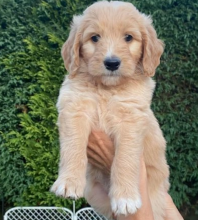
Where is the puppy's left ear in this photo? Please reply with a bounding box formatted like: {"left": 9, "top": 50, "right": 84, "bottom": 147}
{"left": 142, "top": 17, "right": 164, "bottom": 77}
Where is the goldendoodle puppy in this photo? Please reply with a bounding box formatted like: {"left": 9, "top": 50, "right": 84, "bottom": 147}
{"left": 51, "top": 1, "right": 169, "bottom": 220}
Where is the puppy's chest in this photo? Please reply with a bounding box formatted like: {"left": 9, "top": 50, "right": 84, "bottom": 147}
{"left": 93, "top": 90, "right": 135, "bottom": 132}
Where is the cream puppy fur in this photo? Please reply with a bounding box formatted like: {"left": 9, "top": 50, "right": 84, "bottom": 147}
{"left": 51, "top": 1, "right": 170, "bottom": 220}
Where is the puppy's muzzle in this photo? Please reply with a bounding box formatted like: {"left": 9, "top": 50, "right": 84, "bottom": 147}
{"left": 104, "top": 57, "right": 121, "bottom": 71}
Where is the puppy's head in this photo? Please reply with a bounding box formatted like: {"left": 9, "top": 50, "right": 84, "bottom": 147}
{"left": 62, "top": 1, "right": 164, "bottom": 85}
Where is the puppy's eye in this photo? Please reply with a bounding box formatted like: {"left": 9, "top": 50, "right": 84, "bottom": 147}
{"left": 91, "top": 35, "right": 100, "bottom": 42}
{"left": 125, "top": 34, "right": 133, "bottom": 42}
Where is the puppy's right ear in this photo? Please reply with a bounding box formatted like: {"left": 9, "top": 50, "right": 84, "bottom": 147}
{"left": 61, "top": 15, "right": 83, "bottom": 78}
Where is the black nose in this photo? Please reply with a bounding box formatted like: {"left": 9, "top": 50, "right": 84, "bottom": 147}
{"left": 104, "top": 57, "right": 121, "bottom": 71}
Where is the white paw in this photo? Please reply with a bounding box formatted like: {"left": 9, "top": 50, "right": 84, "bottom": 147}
{"left": 111, "top": 198, "right": 142, "bottom": 215}
{"left": 50, "top": 177, "right": 84, "bottom": 199}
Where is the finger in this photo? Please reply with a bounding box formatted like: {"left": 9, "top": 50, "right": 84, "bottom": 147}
{"left": 87, "top": 148, "right": 104, "bottom": 167}
{"left": 88, "top": 131, "right": 114, "bottom": 171}
{"left": 90, "top": 131, "right": 114, "bottom": 160}
{"left": 88, "top": 157, "right": 105, "bottom": 171}
{"left": 87, "top": 147, "right": 111, "bottom": 173}
{"left": 93, "top": 130, "right": 113, "bottom": 148}
{"left": 88, "top": 140, "right": 105, "bottom": 159}
{"left": 88, "top": 140, "right": 113, "bottom": 170}
{"left": 88, "top": 132, "right": 111, "bottom": 161}
{"left": 88, "top": 131, "right": 104, "bottom": 153}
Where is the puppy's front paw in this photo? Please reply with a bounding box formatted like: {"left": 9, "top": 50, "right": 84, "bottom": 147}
{"left": 111, "top": 197, "right": 142, "bottom": 216}
{"left": 51, "top": 177, "right": 85, "bottom": 199}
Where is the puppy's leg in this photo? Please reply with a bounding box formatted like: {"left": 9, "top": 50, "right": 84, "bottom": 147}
{"left": 51, "top": 110, "right": 91, "bottom": 199}
{"left": 109, "top": 112, "right": 148, "bottom": 216}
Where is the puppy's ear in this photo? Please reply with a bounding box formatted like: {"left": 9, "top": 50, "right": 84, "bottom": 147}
{"left": 61, "top": 15, "right": 83, "bottom": 78}
{"left": 142, "top": 16, "right": 164, "bottom": 77}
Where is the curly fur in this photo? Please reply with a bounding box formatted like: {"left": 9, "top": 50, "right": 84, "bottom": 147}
{"left": 51, "top": 1, "right": 169, "bottom": 220}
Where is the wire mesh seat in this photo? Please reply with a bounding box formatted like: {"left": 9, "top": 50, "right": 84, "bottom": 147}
{"left": 4, "top": 207, "right": 73, "bottom": 220}
{"left": 4, "top": 206, "right": 108, "bottom": 220}
{"left": 76, "top": 207, "right": 108, "bottom": 220}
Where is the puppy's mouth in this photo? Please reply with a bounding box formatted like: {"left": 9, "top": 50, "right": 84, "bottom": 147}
{"left": 101, "top": 72, "right": 122, "bottom": 86}
{"left": 105, "top": 70, "right": 120, "bottom": 77}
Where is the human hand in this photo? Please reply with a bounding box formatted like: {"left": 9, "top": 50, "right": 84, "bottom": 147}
{"left": 87, "top": 130, "right": 114, "bottom": 173}
{"left": 87, "top": 130, "right": 184, "bottom": 220}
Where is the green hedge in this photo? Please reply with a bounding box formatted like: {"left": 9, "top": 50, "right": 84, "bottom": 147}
{"left": 0, "top": 0, "right": 93, "bottom": 209}
{"left": 0, "top": 0, "right": 197, "bottom": 218}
